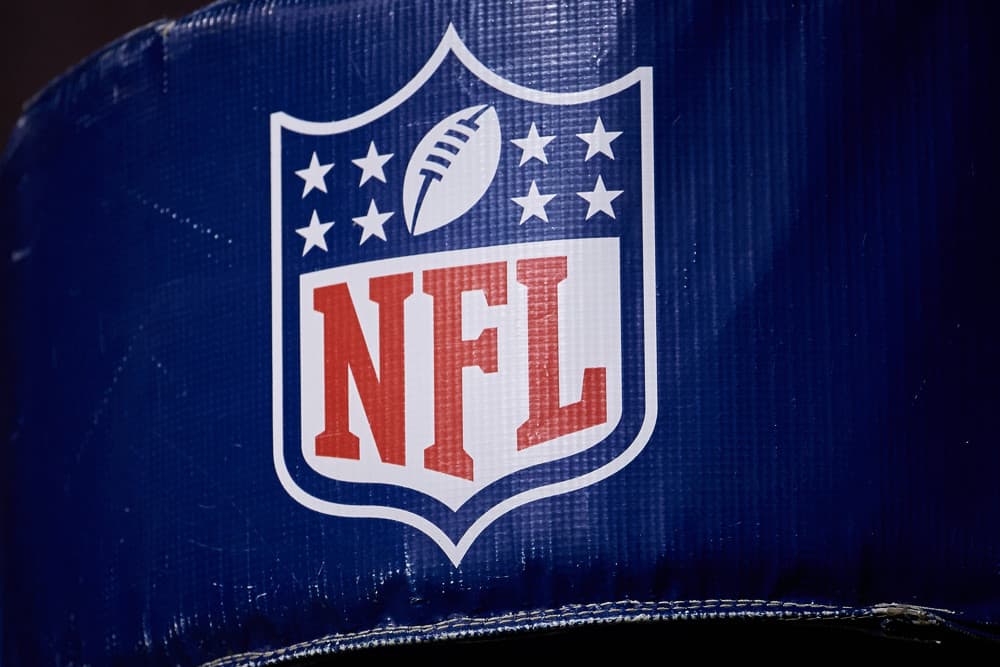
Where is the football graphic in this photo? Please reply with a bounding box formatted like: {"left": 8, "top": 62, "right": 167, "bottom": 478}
{"left": 402, "top": 104, "right": 502, "bottom": 235}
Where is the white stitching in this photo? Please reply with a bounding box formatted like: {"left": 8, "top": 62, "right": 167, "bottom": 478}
{"left": 197, "top": 598, "right": 899, "bottom": 667}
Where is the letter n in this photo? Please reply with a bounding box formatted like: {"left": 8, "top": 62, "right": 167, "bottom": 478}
{"left": 312, "top": 273, "right": 413, "bottom": 464}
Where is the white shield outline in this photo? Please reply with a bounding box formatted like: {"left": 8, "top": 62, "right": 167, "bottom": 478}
{"left": 270, "top": 25, "right": 657, "bottom": 565}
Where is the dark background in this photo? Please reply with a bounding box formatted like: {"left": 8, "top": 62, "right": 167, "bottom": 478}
{"left": 0, "top": 0, "right": 205, "bottom": 140}
{"left": 1, "top": 0, "right": 997, "bottom": 658}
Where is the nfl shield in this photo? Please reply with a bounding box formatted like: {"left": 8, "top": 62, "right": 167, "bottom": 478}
{"left": 271, "top": 26, "right": 657, "bottom": 564}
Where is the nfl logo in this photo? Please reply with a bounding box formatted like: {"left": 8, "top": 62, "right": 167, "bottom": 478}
{"left": 270, "top": 26, "right": 657, "bottom": 564}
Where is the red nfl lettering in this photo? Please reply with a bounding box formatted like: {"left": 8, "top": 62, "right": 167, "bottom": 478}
{"left": 311, "top": 256, "right": 609, "bottom": 482}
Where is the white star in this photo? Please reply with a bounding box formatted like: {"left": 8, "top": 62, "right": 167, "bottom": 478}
{"left": 576, "top": 117, "right": 622, "bottom": 161}
{"left": 510, "top": 122, "right": 556, "bottom": 166}
{"left": 577, "top": 175, "right": 624, "bottom": 220}
{"left": 353, "top": 199, "right": 394, "bottom": 244}
{"left": 295, "top": 152, "right": 334, "bottom": 198}
{"left": 295, "top": 210, "right": 335, "bottom": 255}
{"left": 351, "top": 141, "right": 394, "bottom": 186}
{"left": 512, "top": 180, "right": 557, "bottom": 224}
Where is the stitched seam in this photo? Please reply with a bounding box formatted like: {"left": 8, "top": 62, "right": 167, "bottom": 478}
{"left": 197, "top": 599, "right": 891, "bottom": 667}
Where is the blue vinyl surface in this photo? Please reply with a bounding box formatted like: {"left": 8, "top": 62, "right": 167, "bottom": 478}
{"left": 2, "top": 1, "right": 998, "bottom": 664}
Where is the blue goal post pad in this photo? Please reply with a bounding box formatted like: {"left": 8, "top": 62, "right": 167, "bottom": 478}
{"left": 2, "top": 1, "right": 998, "bottom": 663}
